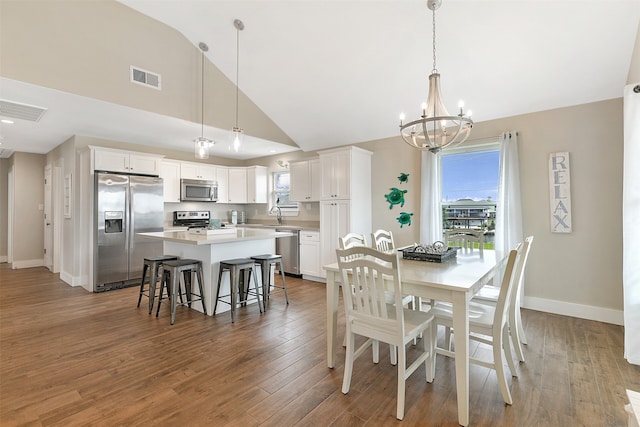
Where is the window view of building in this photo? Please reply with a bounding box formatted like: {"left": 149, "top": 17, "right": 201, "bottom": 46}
{"left": 441, "top": 149, "right": 499, "bottom": 243}
{"left": 272, "top": 171, "right": 296, "bottom": 208}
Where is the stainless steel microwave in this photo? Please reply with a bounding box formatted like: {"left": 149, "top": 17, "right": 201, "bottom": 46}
{"left": 180, "top": 179, "right": 218, "bottom": 202}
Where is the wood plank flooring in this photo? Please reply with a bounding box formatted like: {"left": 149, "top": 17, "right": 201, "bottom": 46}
{"left": 1, "top": 264, "right": 638, "bottom": 426}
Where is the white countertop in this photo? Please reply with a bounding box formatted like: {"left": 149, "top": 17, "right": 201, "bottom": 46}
{"left": 139, "top": 227, "right": 293, "bottom": 246}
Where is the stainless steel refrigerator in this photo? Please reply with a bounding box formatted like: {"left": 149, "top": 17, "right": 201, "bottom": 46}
{"left": 94, "top": 172, "right": 164, "bottom": 292}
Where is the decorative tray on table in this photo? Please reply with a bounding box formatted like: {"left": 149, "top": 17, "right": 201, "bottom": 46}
{"left": 401, "top": 241, "right": 457, "bottom": 263}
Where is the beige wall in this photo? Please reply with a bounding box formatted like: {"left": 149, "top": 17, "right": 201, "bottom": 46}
{"left": 628, "top": 22, "right": 640, "bottom": 84}
{"left": 7, "top": 152, "right": 46, "bottom": 265}
{"left": 353, "top": 98, "right": 624, "bottom": 314}
{"left": 0, "top": 158, "right": 8, "bottom": 260}
{"left": 0, "top": 0, "right": 295, "bottom": 147}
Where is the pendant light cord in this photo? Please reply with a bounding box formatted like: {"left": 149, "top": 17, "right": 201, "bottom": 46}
{"left": 201, "top": 47, "right": 205, "bottom": 138}
{"left": 235, "top": 23, "right": 240, "bottom": 129}
{"left": 432, "top": 6, "right": 437, "bottom": 74}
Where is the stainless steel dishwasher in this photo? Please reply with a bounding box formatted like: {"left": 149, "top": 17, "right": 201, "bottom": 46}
{"left": 276, "top": 228, "right": 300, "bottom": 276}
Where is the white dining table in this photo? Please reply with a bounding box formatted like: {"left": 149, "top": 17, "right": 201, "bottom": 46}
{"left": 324, "top": 250, "right": 498, "bottom": 426}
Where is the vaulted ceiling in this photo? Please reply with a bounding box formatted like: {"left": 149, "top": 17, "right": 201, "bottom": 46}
{"left": 1, "top": 1, "right": 638, "bottom": 159}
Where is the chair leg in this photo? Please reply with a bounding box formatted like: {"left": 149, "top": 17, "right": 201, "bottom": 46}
{"left": 444, "top": 326, "right": 453, "bottom": 351}
{"left": 389, "top": 344, "right": 397, "bottom": 365}
{"left": 493, "top": 330, "right": 513, "bottom": 405}
{"left": 372, "top": 340, "right": 379, "bottom": 364}
{"left": 511, "top": 306, "right": 527, "bottom": 362}
{"left": 148, "top": 262, "right": 159, "bottom": 314}
{"left": 503, "top": 325, "right": 518, "bottom": 378}
{"left": 278, "top": 261, "right": 289, "bottom": 304}
{"left": 429, "top": 321, "right": 437, "bottom": 381}
{"left": 260, "top": 263, "right": 270, "bottom": 310}
{"left": 251, "top": 268, "right": 263, "bottom": 313}
{"left": 156, "top": 270, "right": 167, "bottom": 317}
{"left": 396, "top": 343, "right": 407, "bottom": 420}
{"left": 342, "top": 330, "right": 355, "bottom": 394}
{"left": 170, "top": 269, "right": 179, "bottom": 325}
{"left": 517, "top": 310, "right": 528, "bottom": 345}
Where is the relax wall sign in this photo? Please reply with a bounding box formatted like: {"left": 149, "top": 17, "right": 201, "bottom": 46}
{"left": 549, "top": 152, "right": 572, "bottom": 233}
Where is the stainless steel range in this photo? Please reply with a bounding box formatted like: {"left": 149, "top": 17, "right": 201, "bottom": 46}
{"left": 173, "top": 210, "right": 210, "bottom": 228}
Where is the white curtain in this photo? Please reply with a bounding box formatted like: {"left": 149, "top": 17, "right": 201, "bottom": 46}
{"left": 495, "top": 131, "right": 523, "bottom": 260}
{"left": 623, "top": 83, "right": 640, "bottom": 366}
{"left": 420, "top": 151, "right": 442, "bottom": 244}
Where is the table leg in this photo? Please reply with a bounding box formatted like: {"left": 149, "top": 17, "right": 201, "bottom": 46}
{"left": 452, "top": 292, "right": 470, "bottom": 426}
{"left": 326, "top": 270, "right": 339, "bottom": 368}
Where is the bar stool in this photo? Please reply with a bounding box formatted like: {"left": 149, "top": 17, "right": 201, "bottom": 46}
{"left": 156, "top": 259, "right": 207, "bottom": 325}
{"left": 214, "top": 258, "right": 262, "bottom": 323}
{"left": 251, "top": 254, "right": 289, "bottom": 310}
{"left": 137, "top": 255, "right": 178, "bottom": 314}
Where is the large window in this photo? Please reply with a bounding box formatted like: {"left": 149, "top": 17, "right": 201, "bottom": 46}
{"left": 440, "top": 147, "right": 499, "bottom": 242}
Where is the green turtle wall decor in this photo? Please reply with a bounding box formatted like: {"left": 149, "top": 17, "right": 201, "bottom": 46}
{"left": 396, "top": 211, "right": 414, "bottom": 227}
{"left": 385, "top": 187, "right": 407, "bottom": 209}
{"left": 398, "top": 172, "right": 409, "bottom": 184}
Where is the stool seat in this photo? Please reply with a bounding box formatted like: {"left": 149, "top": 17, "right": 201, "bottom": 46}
{"left": 214, "top": 258, "right": 263, "bottom": 322}
{"left": 251, "top": 254, "right": 289, "bottom": 310}
{"left": 156, "top": 259, "right": 206, "bottom": 325}
{"left": 137, "top": 255, "right": 178, "bottom": 314}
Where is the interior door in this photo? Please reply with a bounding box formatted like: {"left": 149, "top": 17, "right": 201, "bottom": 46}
{"left": 44, "top": 165, "right": 53, "bottom": 271}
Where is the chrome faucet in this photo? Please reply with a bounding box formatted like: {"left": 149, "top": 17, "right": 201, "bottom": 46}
{"left": 270, "top": 204, "right": 283, "bottom": 225}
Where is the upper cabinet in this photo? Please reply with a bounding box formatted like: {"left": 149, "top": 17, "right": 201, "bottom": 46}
{"left": 247, "top": 166, "right": 268, "bottom": 204}
{"left": 92, "top": 147, "right": 163, "bottom": 176}
{"left": 290, "top": 159, "right": 320, "bottom": 202}
{"left": 216, "top": 166, "right": 229, "bottom": 204}
{"left": 180, "top": 161, "right": 216, "bottom": 181}
{"left": 319, "top": 149, "right": 351, "bottom": 200}
{"left": 227, "top": 168, "right": 248, "bottom": 204}
{"left": 160, "top": 160, "right": 181, "bottom": 203}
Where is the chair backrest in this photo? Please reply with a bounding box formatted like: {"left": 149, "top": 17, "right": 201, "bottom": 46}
{"left": 510, "top": 235, "right": 534, "bottom": 312}
{"left": 493, "top": 242, "right": 524, "bottom": 332}
{"left": 371, "top": 229, "right": 395, "bottom": 253}
{"left": 444, "top": 228, "right": 484, "bottom": 255}
{"left": 339, "top": 233, "right": 367, "bottom": 260}
{"left": 336, "top": 245, "right": 405, "bottom": 336}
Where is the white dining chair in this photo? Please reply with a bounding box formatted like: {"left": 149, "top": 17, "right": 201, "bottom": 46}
{"left": 444, "top": 228, "right": 484, "bottom": 255}
{"left": 472, "top": 235, "right": 534, "bottom": 363}
{"left": 337, "top": 245, "right": 436, "bottom": 420}
{"left": 431, "top": 243, "right": 523, "bottom": 406}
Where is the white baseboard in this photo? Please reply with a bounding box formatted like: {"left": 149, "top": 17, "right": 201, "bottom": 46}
{"left": 523, "top": 296, "right": 624, "bottom": 326}
{"left": 0, "top": 255, "right": 7, "bottom": 263}
{"left": 59, "top": 270, "right": 88, "bottom": 289}
{"left": 302, "top": 274, "right": 325, "bottom": 283}
{"left": 11, "top": 259, "right": 44, "bottom": 269}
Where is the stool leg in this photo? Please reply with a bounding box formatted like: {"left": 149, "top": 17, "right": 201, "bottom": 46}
{"left": 229, "top": 267, "right": 237, "bottom": 323}
{"left": 251, "top": 268, "right": 263, "bottom": 313}
{"left": 214, "top": 266, "right": 224, "bottom": 315}
{"left": 148, "top": 262, "right": 159, "bottom": 314}
{"left": 260, "top": 262, "right": 270, "bottom": 310}
{"left": 137, "top": 263, "right": 149, "bottom": 308}
{"left": 196, "top": 264, "right": 207, "bottom": 316}
{"left": 184, "top": 270, "right": 192, "bottom": 308}
{"left": 278, "top": 261, "right": 289, "bottom": 305}
{"left": 170, "top": 268, "right": 179, "bottom": 325}
{"left": 156, "top": 270, "right": 168, "bottom": 317}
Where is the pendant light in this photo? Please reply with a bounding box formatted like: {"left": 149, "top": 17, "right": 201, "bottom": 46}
{"left": 231, "top": 19, "right": 244, "bottom": 152}
{"left": 195, "top": 41, "right": 214, "bottom": 159}
{"left": 399, "top": 0, "right": 473, "bottom": 153}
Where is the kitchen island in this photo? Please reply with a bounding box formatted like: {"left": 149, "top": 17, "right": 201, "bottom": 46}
{"left": 138, "top": 227, "right": 293, "bottom": 316}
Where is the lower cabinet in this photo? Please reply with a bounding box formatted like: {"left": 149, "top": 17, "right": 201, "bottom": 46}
{"left": 300, "top": 230, "right": 321, "bottom": 277}
{"left": 320, "top": 200, "right": 350, "bottom": 278}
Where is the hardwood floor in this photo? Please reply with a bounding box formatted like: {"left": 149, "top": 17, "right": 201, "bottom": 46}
{"left": 1, "top": 264, "right": 638, "bottom": 426}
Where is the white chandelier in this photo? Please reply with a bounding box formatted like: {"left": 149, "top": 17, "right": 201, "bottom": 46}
{"left": 195, "top": 42, "right": 214, "bottom": 159}
{"left": 399, "top": 0, "right": 473, "bottom": 153}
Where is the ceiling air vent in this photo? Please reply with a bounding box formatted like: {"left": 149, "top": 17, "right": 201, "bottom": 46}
{"left": 0, "top": 99, "right": 48, "bottom": 122}
{"left": 130, "top": 66, "right": 161, "bottom": 90}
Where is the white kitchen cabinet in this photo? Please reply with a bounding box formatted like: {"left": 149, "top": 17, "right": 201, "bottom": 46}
{"left": 319, "top": 149, "right": 350, "bottom": 200}
{"left": 317, "top": 146, "right": 372, "bottom": 277}
{"left": 160, "top": 160, "right": 181, "bottom": 203}
{"left": 247, "top": 166, "right": 268, "bottom": 203}
{"left": 300, "top": 230, "right": 321, "bottom": 277}
{"left": 92, "top": 147, "right": 162, "bottom": 176}
{"left": 180, "top": 161, "right": 216, "bottom": 181}
{"left": 227, "top": 167, "right": 247, "bottom": 204}
{"left": 215, "top": 166, "right": 229, "bottom": 203}
{"left": 320, "top": 200, "right": 350, "bottom": 275}
{"left": 290, "top": 159, "right": 320, "bottom": 202}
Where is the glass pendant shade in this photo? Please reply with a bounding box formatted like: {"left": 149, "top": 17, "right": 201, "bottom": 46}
{"left": 231, "top": 127, "right": 243, "bottom": 152}
{"left": 195, "top": 136, "right": 213, "bottom": 159}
